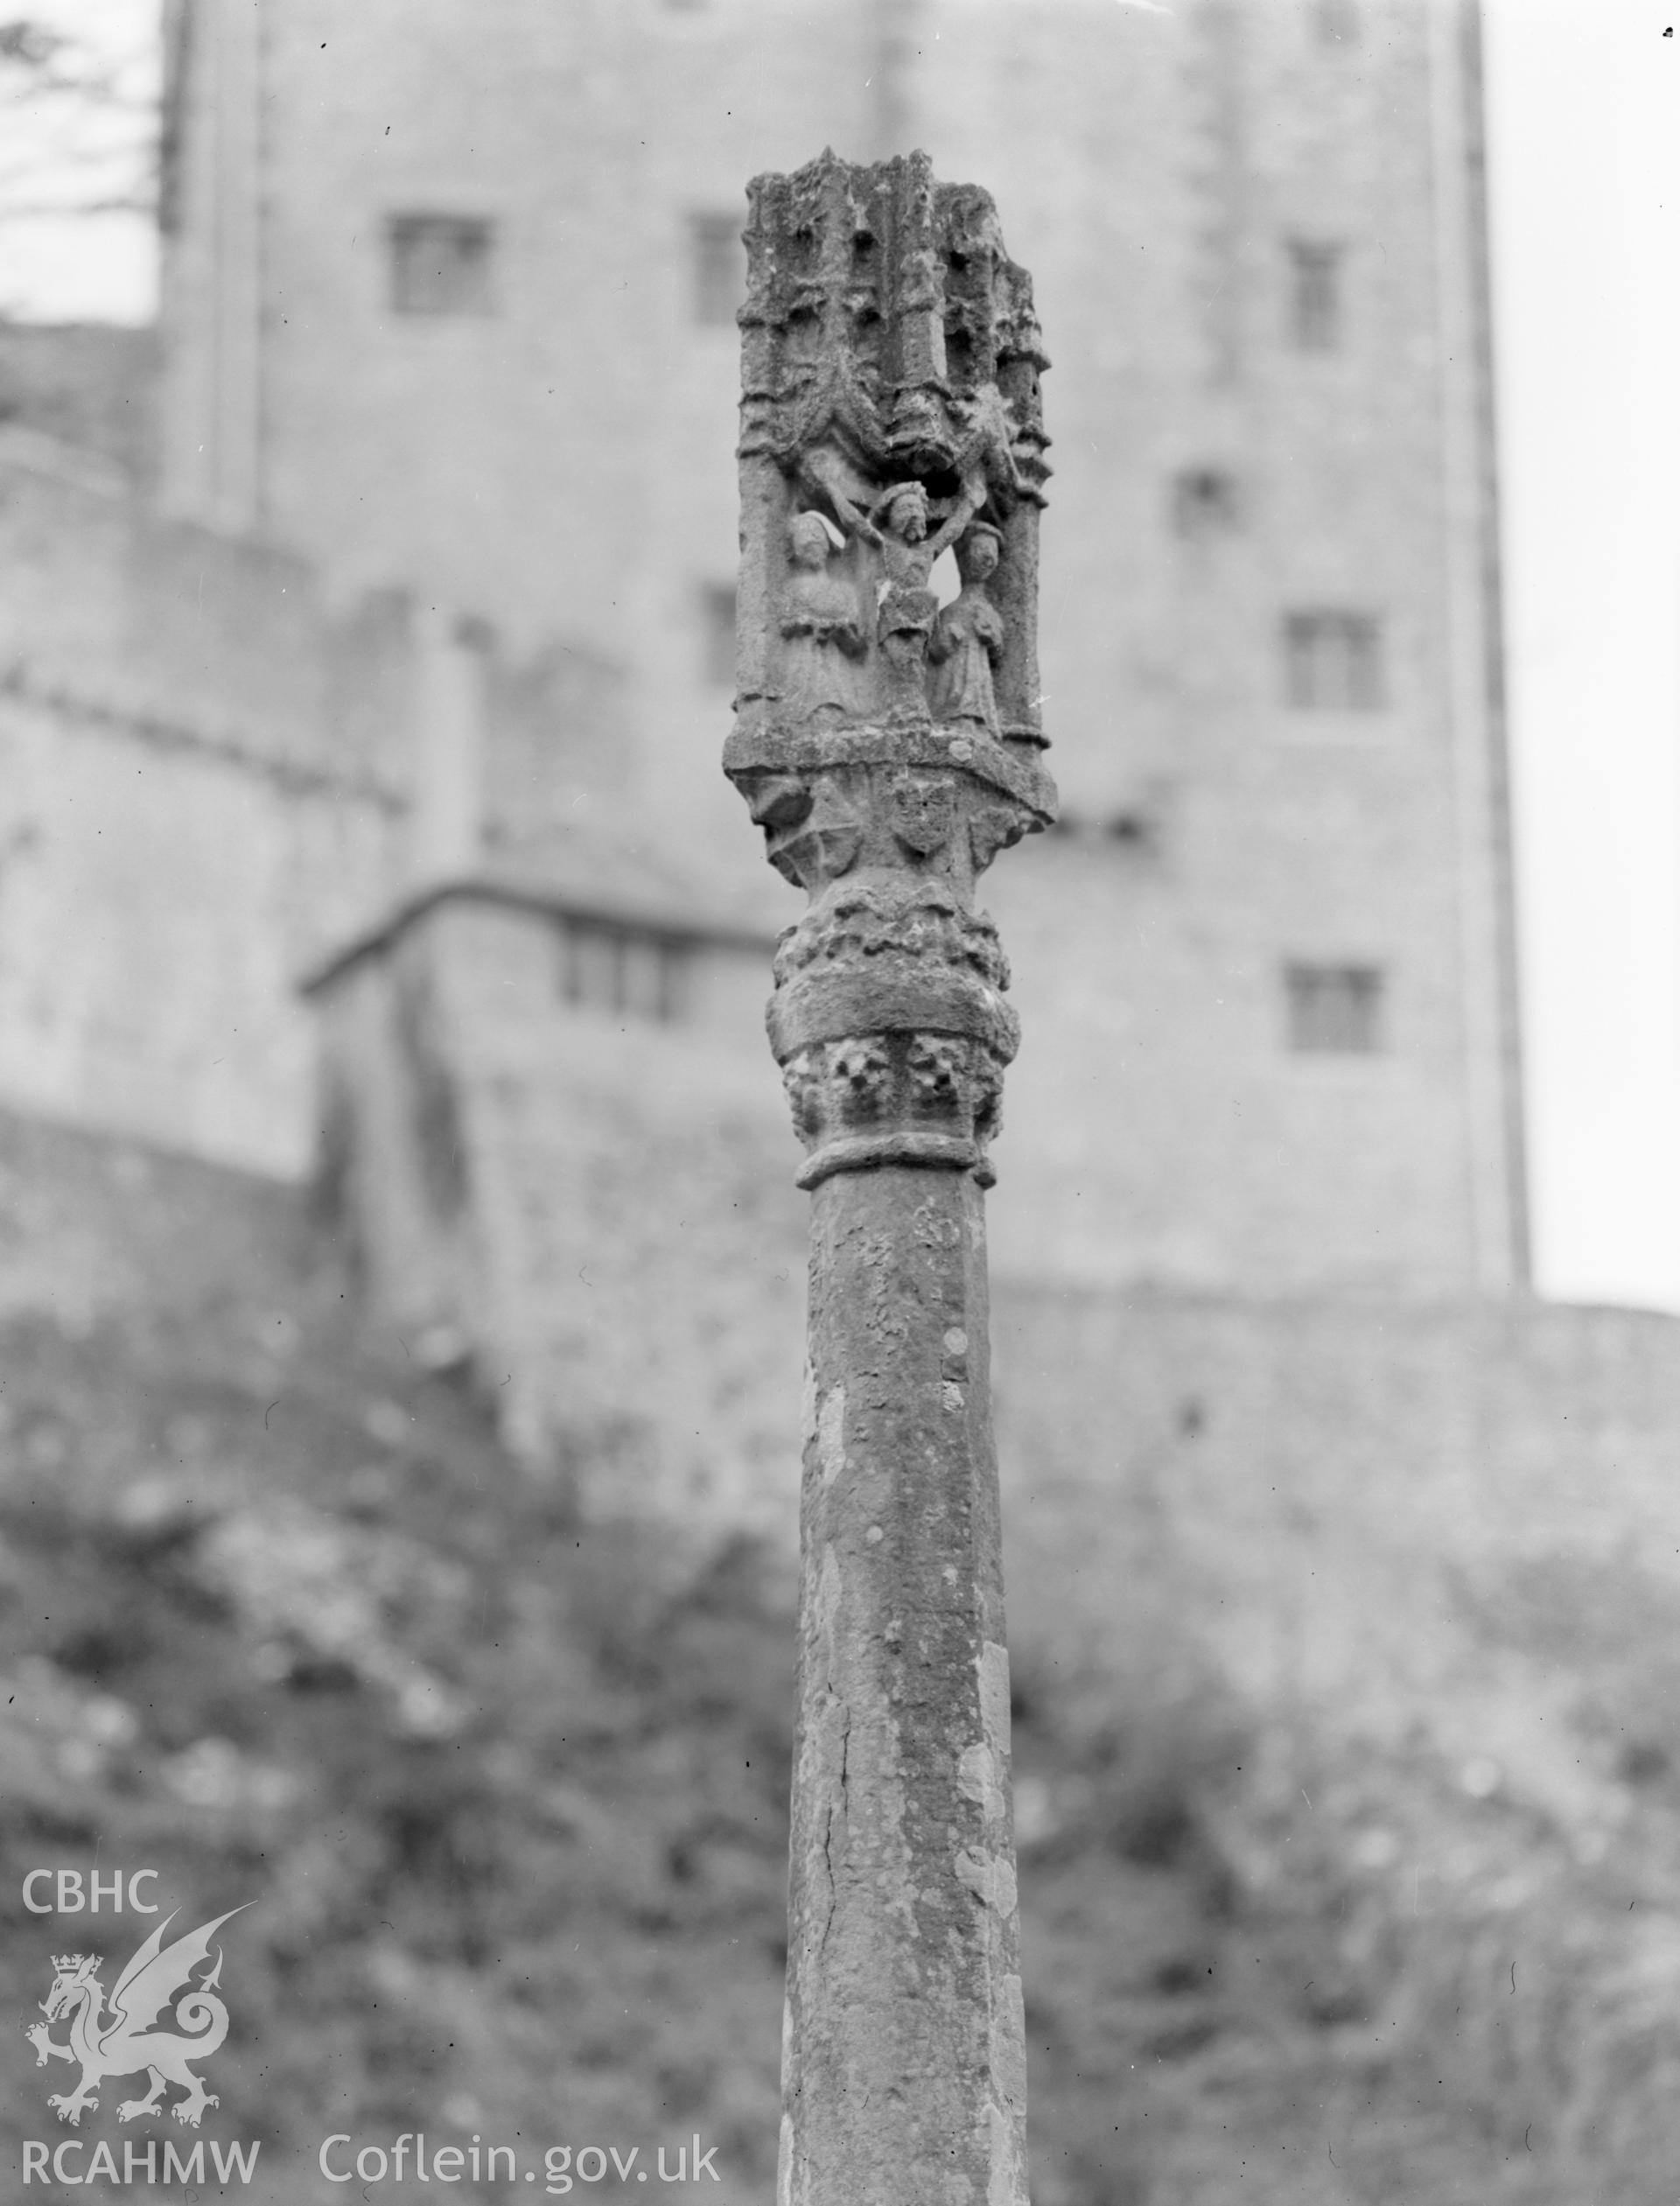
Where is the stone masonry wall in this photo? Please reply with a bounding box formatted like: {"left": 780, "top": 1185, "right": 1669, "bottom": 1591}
{"left": 313, "top": 877, "right": 1680, "bottom": 1849}
{"left": 0, "top": 681, "right": 392, "bottom": 1176}
{"left": 994, "top": 1285, "right": 1680, "bottom": 1837}
{"left": 0, "top": 437, "right": 406, "bottom": 1173}
{"left": 0, "top": 429, "right": 650, "bottom": 1180}
{"left": 0, "top": 324, "right": 158, "bottom": 476}
{"left": 315, "top": 892, "right": 808, "bottom": 1540}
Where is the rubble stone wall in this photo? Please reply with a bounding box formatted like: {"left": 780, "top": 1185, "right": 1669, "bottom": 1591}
{"left": 994, "top": 1284, "right": 1680, "bottom": 1827}
{"left": 315, "top": 892, "right": 808, "bottom": 1537}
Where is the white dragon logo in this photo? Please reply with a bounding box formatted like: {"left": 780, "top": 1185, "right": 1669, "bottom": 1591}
{"left": 25, "top": 1907, "right": 248, "bottom": 2129}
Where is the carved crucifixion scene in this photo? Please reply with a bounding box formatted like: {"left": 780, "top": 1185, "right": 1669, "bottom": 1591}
{"left": 734, "top": 151, "right": 1047, "bottom": 756}
{"left": 728, "top": 149, "right": 1056, "bottom": 1194}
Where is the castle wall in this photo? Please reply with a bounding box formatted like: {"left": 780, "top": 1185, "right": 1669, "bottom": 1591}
{"left": 994, "top": 1285, "right": 1680, "bottom": 1830}
{"left": 988, "top": 823, "right": 1488, "bottom": 1294}
{"left": 0, "top": 324, "right": 158, "bottom": 477}
{"left": 0, "top": 431, "right": 343, "bottom": 769}
{"left": 0, "top": 422, "right": 658, "bottom": 1179}
{"left": 0, "top": 435, "right": 412, "bottom": 1173}
{"left": 312, "top": 890, "right": 808, "bottom": 1535}
{"left": 0, "top": 676, "right": 392, "bottom": 1176}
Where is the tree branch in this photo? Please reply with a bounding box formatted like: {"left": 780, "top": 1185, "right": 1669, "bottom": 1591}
{"left": 0, "top": 13, "right": 158, "bottom": 230}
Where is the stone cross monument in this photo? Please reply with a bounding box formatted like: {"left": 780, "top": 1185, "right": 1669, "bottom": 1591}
{"left": 724, "top": 150, "right": 1055, "bottom": 2206}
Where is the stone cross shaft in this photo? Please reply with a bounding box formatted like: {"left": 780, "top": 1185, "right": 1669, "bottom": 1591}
{"left": 724, "top": 151, "right": 1055, "bottom": 2206}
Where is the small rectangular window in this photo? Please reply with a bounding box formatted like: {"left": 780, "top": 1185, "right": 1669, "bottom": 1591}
{"left": 556, "top": 919, "right": 688, "bottom": 1025}
{"left": 700, "top": 581, "right": 736, "bottom": 687}
{"left": 388, "top": 214, "right": 495, "bottom": 317}
{"left": 618, "top": 937, "right": 670, "bottom": 1022}
{"left": 1285, "top": 963, "right": 1385, "bottom": 1055}
{"left": 651, "top": 944, "right": 691, "bottom": 1023}
{"left": 1172, "top": 468, "right": 1240, "bottom": 539}
{"left": 1287, "top": 239, "right": 1344, "bottom": 351}
{"left": 1283, "top": 611, "right": 1384, "bottom": 711}
{"left": 560, "top": 921, "right": 624, "bottom": 1012}
{"left": 690, "top": 211, "right": 745, "bottom": 327}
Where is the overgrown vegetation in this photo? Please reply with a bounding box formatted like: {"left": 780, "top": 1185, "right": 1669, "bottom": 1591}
{"left": 3, "top": 1115, "right": 1679, "bottom": 2202}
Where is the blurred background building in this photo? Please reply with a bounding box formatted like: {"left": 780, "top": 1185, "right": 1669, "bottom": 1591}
{"left": 154, "top": 0, "right": 1527, "bottom": 1293}
{"left": 2, "top": 2, "right": 1541, "bottom": 1509}
{"left": 1, "top": 0, "right": 1676, "bottom": 1817}
{"left": 10, "top": 8, "right": 1680, "bottom": 2196}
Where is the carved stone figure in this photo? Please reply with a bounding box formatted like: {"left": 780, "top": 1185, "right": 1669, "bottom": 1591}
{"left": 906, "top": 1033, "right": 968, "bottom": 1120}
{"left": 780, "top": 1050, "right": 823, "bottom": 1142}
{"left": 828, "top": 1037, "right": 892, "bottom": 1124}
{"left": 777, "top": 512, "right": 864, "bottom": 724}
{"left": 929, "top": 523, "right": 1005, "bottom": 735}
{"left": 870, "top": 482, "right": 942, "bottom": 714}
{"left": 868, "top": 481, "right": 993, "bottom": 721}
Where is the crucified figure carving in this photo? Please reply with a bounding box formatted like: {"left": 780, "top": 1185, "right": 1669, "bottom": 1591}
{"left": 866, "top": 472, "right": 990, "bottom": 718}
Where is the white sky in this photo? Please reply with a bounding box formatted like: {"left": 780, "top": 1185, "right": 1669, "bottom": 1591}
{"left": 1485, "top": 0, "right": 1680, "bottom": 1308}
{"left": 2, "top": 0, "right": 1676, "bottom": 1308}
{"left": 0, "top": 0, "right": 157, "bottom": 320}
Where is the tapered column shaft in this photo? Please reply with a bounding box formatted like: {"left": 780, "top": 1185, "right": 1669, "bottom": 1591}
{"left": 724, "top": 148, "right": 1054, "bottom": 2206}
{"left": 783, "top": 1166, "right": 1025, "bottom": 2206}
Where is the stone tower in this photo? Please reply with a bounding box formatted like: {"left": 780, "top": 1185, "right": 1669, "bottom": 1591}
{"left": 158, "top": 0, "right": 1524, "bottom": 1300}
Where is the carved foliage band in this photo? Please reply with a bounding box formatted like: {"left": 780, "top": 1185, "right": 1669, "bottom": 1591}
{"left": 781, "top": 1030, "right": 1008, "bottom": 1192}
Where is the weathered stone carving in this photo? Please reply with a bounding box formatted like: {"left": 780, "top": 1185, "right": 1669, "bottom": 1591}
{"left": 725, "top": 149, "right": 1053, "bottom": 2206}
{"left": 777, "top": 510, "right": 865, "bottom": 724}
{"left": 827, "top": 1035, "right": 892, "bottom": 1124}
{"left": 887, "top": 770, "right": 955, "bottom": 858}
{"left": 772, "top": 881, "right": 1010, "bottom": 991}
{"left": 776, "top": 1052, "right": 815, "bottom": 1136}
{"left": 729, "top": 147, "right": 1055, "bottom": 1171}
{"left": 762, "top": 1025, "right": 1014, "bottom": 1191}
{"left": 929, "top": 523, "right": 1005, "bottom": 735}
{"left": 733, "top": 144, "right": 1053, "bottom": 745}
{"left": 766, "top": 878, "right": 1018, "bottom": 1187}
